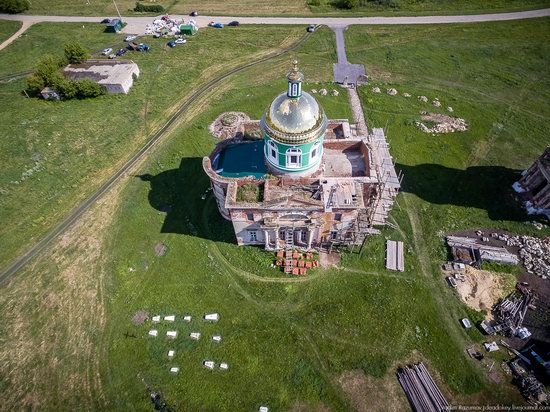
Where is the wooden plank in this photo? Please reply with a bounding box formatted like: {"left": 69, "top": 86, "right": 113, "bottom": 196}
{"left": 397, "top": 240, "right": 405, "bottom": 272}
{"left": 386, "top": 240, "right": 397, "bottom": 270}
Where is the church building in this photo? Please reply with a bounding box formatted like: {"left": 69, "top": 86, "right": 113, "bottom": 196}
{"left": 203, "top": 61, "right": 400, "bottom": 252}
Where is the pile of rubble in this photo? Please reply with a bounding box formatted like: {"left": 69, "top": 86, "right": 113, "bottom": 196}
{"left": 415, "top": 113, "right": 468, "bottom": 134}
{"left": 208, "top": 112, "right": 250, "bottom": 139}
{"left": 495, "top": 233, "right": 550, "bottom": 279}
{"left": 387, "top": 88, "right": 398, "bottom": 95}
{"left": 145, "top": 16, "right": 197, "bottom": 37}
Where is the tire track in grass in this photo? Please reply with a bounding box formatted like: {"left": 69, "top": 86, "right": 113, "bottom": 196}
{"left": 0, "top": 30, "right": 312, "bottom": 283}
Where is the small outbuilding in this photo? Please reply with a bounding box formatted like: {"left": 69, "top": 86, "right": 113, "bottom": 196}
{"left": 105, "top": 18, "right": 124, "bottom": 33}
{"left": 180, "top": 24, "right": 197, "bottom": 35}
{"left": 63, "top": 60, "right": 140, "bottom": 94}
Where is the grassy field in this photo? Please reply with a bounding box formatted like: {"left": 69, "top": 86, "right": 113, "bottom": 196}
{"left": 0, "top": 20, "right": 21, "bottom": 44}
{"left": 21, "top": 0, "right": 550, "bottom": 16}
{"left": 1, "top": 17, "right": 549, "bottom": 411}
{"left": 0, "top": 22, "right": 313, "bottom": 271}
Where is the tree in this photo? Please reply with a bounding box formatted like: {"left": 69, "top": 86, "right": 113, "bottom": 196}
{"left": 64, "top": 42, "right": 90, "bottom": 64}
{"left": 0, "top": 0, "right": 29, "bottom": 14}
{"left": 34, "top": 54, "right": 65, "bottom": 88}
{"left": 26, "top": 74, "right": 45, "bottom": 96}
{"left": 339, "top": 0, "right": 359, "bottom": 8}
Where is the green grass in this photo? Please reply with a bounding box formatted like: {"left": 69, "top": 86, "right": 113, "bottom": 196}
{"left": 0, "top": 23, "right": 311, "bottom": 270}
{"left": 0, "top": 20, "right": 21, "bottom": 44}
{"left": 2, "top": 17, "right": 550, "bottom": 410}
{"left": 21, "top": 0, "right": 550, "bottom": 16}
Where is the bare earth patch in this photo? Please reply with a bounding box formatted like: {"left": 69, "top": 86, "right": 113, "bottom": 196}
{"left": 337, "top": 369, "right": 408, "bottom": 412}
{"left": 319, "top": 251, "right": 341, "bottom": 268}
{"left": 454, "top": 266, "right": 513, "bottom": 318}
{"left": 154, "top": 242, "right": 167, "bottom": 257}
{"left": 132, "top": 310, "right": 149, "bottom": 325}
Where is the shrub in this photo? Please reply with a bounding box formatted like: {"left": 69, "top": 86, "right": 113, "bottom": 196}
{"left": 25, "top": 74, "right": 45, "bottom": 96}
{"left": 64, "top": 42, "right": 90, "bottom": 64}
{"left": 339, "top": 0, "right": 358, "bottom": 9}
{"left": 57, "top": 79, "right": 78, "bottom": 99}
{"left": 134, "top": 2, "right": 165, "bottom": 13}
{"left": 308, "top": 0, "right": 321, "bottom": 6}
{"left": 0, "top": 0, "right": 29, "bottom": 14}
{"left": 75, "top": 79, "right": 105, "bottom": 98}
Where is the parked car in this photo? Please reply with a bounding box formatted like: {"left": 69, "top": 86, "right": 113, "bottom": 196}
{"left": 208, "top": 22, "right": 224, "bottom": 29}
{"left": 190, "top": 10, "right": 198, "bottom": 16}
{"left": 124, "top": 35, "right": 137, "bottom": 42}
{"left": 167, "top": 40, "right": 176, "bottom": 48}
{"left": 101, "top": 48, "right": 113, "bottom": 55}
{"left": 174, "top": 38, "right": 187, "bottom": 45}
{"left": 307, "top": 24, "right": 317, "bottom": 32}
{"left": 116, "top": 48, "right": 127, "bottom": 56}
{"left": 228, "top": 21, "right": 239, "bottom": 27}
{"left": 139, "top": 43, "right": 150, "bottom": 51}
{"left": 108, "top": 53, "right": 116, "bottom": 59}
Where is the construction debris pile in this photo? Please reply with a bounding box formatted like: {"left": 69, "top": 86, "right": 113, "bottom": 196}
{"left": 446, "top": 235, "right": 518, "bottom": 265}
{"left": 484, "top": 285, "right": 535, "bottom": 339}
{"left": 208, "top": 111, "right": 250, "bottom": 139}
{"left": 497, "top": 233, "right": 550, "bottom": 280}
{"left": 509, "top": 360, "right": 549, "bottom": 406}
{"left": 144, "top": 16, "right": 197, "bottom": 37}
{"left": 397, "top": 363, "right": 449, "bottom": 412}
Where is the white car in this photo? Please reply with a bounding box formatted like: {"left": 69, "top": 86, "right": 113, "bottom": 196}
{"left": 175, "top": 38, "right": 187, "bottom": 45}
{"left": 101, "top": 48, "right": 113, "bottom": 55}
{"left": 124, "top": 35, "right": 137, "bottom": 42}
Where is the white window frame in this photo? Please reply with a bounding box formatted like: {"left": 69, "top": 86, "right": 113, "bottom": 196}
{"left": 310, "top": 141, "right": 321, "bottom": 161}
{"left": 286, "top": 148, "right": 302, "bottom": 169}
{"left": 267, "top": 140, "right": 278, "bottom": 163}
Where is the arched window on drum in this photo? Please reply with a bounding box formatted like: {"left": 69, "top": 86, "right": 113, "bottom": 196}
{"left": 286, "top": 148, "right": 302, "bottom": 168}
{"left": 267, "top": 140, "right": 278, "bottom": 163}
{"left": 310, "top": 141, "right": 321, "bottom": 161}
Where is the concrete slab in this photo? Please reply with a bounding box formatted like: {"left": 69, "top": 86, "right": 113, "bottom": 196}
{"left": 333, "top": 63, "right": 366, "bottom": 85}
{"left": 323, "top": 148, "right": 366, "bottom": 177}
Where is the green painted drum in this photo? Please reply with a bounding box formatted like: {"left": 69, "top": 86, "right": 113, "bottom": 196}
{"left": 260, "top": 60, "right": 327, "bottom": 175}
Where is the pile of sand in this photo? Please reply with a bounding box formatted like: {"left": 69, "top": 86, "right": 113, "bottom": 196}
{"left": 454, "top": 266, "right": 510, "bottom": 318}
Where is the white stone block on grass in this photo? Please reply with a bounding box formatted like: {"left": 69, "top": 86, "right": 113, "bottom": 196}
{"left": 170, "top": 367, "right": 179, "bottom": 373}
{"left": 212, "top": 335, "right": 222, "bottom": 343}
{"left": 167, "top": 330, "right": 177, "bottom": 338}
{"left": 203, "top": 360, "right": 215, "bottom": 369}
{"left": 148, "top": 330, "right": 158, "bottom": 337}
{"left": 219, "top": 362, "right": 228, "bottom": 370}
{"left": 183, "top": 315, "right": 192, "bottom": 322}
{"left": 152, "top": 315, "right": 161, "bottom": 323}
{"left": 204, "top": 313, "right": 219, "bottom": 322}
{"left": 190, "top": 332, "right": 201, "bottom": 340}
{"left": 164, "top": 315, "right": 175, "bottom": 322}
{"left": 168, "top": 350, "right": 175, "bottom": 358}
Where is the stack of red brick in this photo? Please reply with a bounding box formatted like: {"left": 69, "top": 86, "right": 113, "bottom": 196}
{"left": 275, "top": 251, "right": 319, "bottom": 275}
